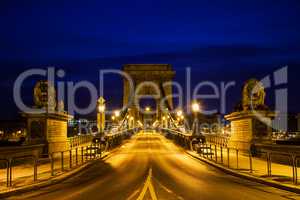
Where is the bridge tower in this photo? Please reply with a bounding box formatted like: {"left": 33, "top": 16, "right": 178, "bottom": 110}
{"left": 123, "top": 64, "right": 175, "bottom": 123}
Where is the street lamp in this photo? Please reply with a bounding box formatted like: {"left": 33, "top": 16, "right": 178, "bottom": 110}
{"left": 114, "top": 110, "right": 120, "bottom": 117}
{"left": 129, "top": 116, "right": 134, "bottom": 128}
{"left": 98, "top": 105, "right": 105, "bottom": 112}
{"left": 191, "top": 100, "right": 201, "bottom": 136}
{"left": 145, "top": 106, "right": 151, "bottom": 112}
{"left": 97, "top": 97, "right": 106, "bottom": 135}
{"left": 176, "top": 109, "right": 183, "bottom": 117}
{"left": 192, "top": 101, "right": 200, "bottom": 113}
{"left": 162, "top": 116, "right": 166, "bottom": 128}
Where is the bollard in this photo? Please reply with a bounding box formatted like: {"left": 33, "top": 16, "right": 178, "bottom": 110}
{"left": 61, "top": 152, "right": 64, "bottom": 171}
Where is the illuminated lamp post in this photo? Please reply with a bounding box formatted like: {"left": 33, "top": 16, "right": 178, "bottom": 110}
{"left": 97, "top": 97, "right": 106, "bottom": 136}
{"left": 191, "top": 100, "right": 201, "bottom": 136}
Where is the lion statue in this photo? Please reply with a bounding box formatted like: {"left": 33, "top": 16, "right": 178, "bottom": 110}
{"left": 34, "top": 80, "right": 57, "bottom": 110}
{"left": 242, "top": 79, "right": 267, "bottom": 111}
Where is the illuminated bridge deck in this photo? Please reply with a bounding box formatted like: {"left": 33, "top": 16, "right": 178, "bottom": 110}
{"left": 6, "top": 131, "right": 299, "bottom": 200}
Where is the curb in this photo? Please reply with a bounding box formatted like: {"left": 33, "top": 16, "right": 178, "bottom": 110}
{"left": 0, "top": 152, "right": 111, "bottom": 198}
{"left": 186, "top": 151, "right": 300, "bottom": 194}
{"left": 0, "top": 139, "right": 130, "bottom": 198}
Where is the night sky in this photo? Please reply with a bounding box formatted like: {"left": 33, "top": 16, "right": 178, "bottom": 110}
{"left": 0, "top": 0, "right": 300, "bottom": 119}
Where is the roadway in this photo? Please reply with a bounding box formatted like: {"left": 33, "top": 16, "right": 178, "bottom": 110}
{"left": 6, "top": 131, "right": 300, "bottom": 200}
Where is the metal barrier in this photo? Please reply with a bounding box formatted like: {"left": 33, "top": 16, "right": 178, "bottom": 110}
{"left": 0, "top": 128, "right": 139, "bottom": 189}
{"left": 104, "top": 127, "right": 139, "bottom": 151}
{"left": 162, "top": 128, "right": 300, "bottom": 185}
{"left": 260, "top": 150, "right": 300, "bottom": 184}
{"left": 49, "top": 144, "right": 101, "bottom": 176}
{"left": 204, "top": 134, "right": 230, "bottom": 147}
{"left": 0, "top": 159, "right": 9, "bottom": 187}
{"left": 0, "top": 145, "right": 43, "bottom": 187}
{"left": 160, "top": 128, "right": 193, "bottom": 150}
{"left": 68, "top": 135, "right": 93, "bottom": 149}
{"left": 197, "top": 142, "right": 300, "bottom": 185}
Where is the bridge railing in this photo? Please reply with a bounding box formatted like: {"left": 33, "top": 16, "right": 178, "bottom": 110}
{"left": 162, "top": 128, "right": 300, "bottom": 185}
{"left": 68, "top": 134, "right": 93, "bottom": 149}
{"left": 195, "top": 143, "right": 300, "bottom": 185}
{"left": 204, "top": 134, "right": 230, "bottom": 147}
{"left": 160, "top": 128, "right": 192, "bottom": 137}
{"left": 0, "top": 128, "right": 140, "bottom": 191}
{"left": 103, "top": 127, "right": 140, "bottom": 151}
{"left": 0, "top": 144, "right": 44, "bottom": 187}
{"left": 0, "top": 144, "right": 98, "bottom": 189}
{"left": 159, "top": 128, "right": 194, "bottom": 149}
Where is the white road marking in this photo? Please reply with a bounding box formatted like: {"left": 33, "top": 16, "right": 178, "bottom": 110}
{"left": 126, "top": 188, "right": 141, "bottom": 200}
{"left": 136, "top": 168, "right": 158, "bottom": 200}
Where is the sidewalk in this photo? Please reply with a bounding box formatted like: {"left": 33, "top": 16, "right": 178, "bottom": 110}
{"left": 186, "top": 144, "right": 300, "bottom": 193}
{"left": 0, "top": 148, "right": 109, "bottom": 194}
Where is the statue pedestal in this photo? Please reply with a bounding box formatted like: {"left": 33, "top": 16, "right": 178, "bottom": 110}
{"left": 225, "top": 111, "right": 275, "bottom": 151}
{"left": 22, "top": 112, "right": 73, "bottom": 154}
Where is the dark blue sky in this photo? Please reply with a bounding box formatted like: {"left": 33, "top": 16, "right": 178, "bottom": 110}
{"left": 0, "top": 0, "right": 299, "bottom": 118}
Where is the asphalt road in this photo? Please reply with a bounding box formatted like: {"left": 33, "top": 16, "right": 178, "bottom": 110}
{"left": 6, "top": 131, "right": 300, "bottom": 200}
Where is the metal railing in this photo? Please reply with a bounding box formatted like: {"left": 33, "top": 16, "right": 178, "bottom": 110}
{"left": 198, "top": 143, "right": 300, "bottom": 185}
{"left": 0, "top": 144, "right": 44, "bottom": 187}
{"left": 0, "top": 127, "right": 140, "bottom": 190}
{"left": 0, "top": 144, "right": 95, "bottom": 188}
{"left": 49, "top": 144, "right": 102, "bottom": 177}
{"left": 68, "top": 134, "right": 93, "bottom": 149}
{"left": 163, "top": 128, "right": 300, "bottom": 185}
{"left": 204, "top": 134, "right": 230, "bottom": 147}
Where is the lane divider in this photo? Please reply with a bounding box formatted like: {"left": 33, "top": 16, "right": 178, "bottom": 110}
{"left": 137, "top": 168, "right": 158, "bottom": 200}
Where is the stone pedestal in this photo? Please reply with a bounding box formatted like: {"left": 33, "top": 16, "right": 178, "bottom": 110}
{"left": 225, "top": 111, "right": 275, "bottom": 151}
{"left": 22, "top": 112, "right": 73, "bottom": 154}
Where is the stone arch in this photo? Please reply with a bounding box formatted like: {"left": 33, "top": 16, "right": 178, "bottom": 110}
{"left": 123, "top": 64, "right": 175, "bottom": 120}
